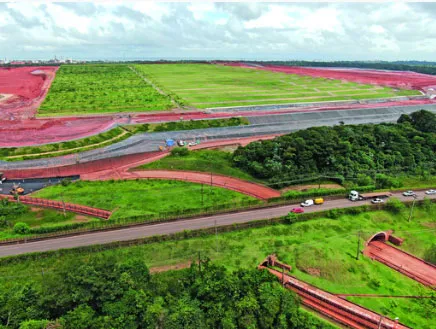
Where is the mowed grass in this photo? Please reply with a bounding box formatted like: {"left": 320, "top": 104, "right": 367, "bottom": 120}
{"left": 1, "top": 205, "right": 434, "bottom": 328}
{"left": 135, "top": 64, "right": 421, "bottom": 108}
{"left": 33, "top": 179, "right": 256, "bottom": 218}
{"left": 38, "top": 64, "right": 174, "bottom": 116}
{"left": 137, "top": 149, "right": 259, "bottom": 182}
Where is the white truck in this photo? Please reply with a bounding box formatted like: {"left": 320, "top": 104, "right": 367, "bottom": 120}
{"left": 349, "top": 190, "right": 392, "bottom": 201}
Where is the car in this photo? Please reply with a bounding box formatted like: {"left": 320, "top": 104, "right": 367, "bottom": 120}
{"left": 300, "top": 199, "right": 314, "bottom": 207}
{"left": 188, "top": 142, "right": 196, "bottom": 147}
{"left": 425, "top": 189, "right": 436, "bottom": 195}
{"left": 402, "top": 190, "right": 416, "bottom": 197}
{"left": 371, "top": 198, "right": 384, "bottom": 204}
{"left": 290, "top": 207, "right": 304, "bottom": 214}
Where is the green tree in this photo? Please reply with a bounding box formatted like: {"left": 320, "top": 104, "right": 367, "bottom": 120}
{"left": 13, "top": 222, "right": 30, "bottom": 235}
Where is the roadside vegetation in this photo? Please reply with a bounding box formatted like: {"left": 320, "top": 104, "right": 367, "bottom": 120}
{"left": 0, "top": 117, "right": 247, "bottom": 161}
{"left": 135, "top": 63, "right": 420, "bottom": 108}
{"left": 0, "top": 202, "right": 434, "bottom": 328}
{"left": 33, "top": 179, "right": 256, "bottom": 219}
{"left": 0, "top": 199, "right": 96, "bottom": 240}
{"left": 38, "top": 64, "right": 174, "bottom": 116}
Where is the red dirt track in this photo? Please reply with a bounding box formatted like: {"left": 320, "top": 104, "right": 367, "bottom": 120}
{"left": 261, "top": 266, "right": 411, "bottom": 329}
{"left": 224, "top": 62, "right": 436, "bottom": 92}
{"left": 86, "top": 169, "right": 281, "bottom": 200}
{"left": 0, "top": 66, "right": 58, "bottom": 119}
{"left": 364, "top": 241, "right": 436, "bottom": 289}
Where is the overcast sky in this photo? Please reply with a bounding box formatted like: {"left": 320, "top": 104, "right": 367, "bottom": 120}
{"left": 1, "top": 2, "right": 435, "bottom": 61}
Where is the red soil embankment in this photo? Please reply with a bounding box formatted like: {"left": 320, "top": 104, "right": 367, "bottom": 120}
{"left": 0, "top": 66, "right": 58, "bottom": 119}
{"left": 364, "top": 241, "right": 436, "bottom": 289}
{"left": 223, "top": 62, "right": 436, "bottom": 92}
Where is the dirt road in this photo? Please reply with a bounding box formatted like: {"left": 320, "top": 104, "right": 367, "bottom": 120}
{"left": 0, "top": 191, "right": 434, "bottom": 257}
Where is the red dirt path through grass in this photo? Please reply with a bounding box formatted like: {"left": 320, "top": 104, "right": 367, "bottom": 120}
{"left": 0, "top": 66, "right": 58, "bottom": 119}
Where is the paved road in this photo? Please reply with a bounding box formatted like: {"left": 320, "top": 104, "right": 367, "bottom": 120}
{"left": 1, "top": 191, "right": 434, "bottom": 257}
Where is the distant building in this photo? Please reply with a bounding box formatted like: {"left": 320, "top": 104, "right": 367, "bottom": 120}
{"left": 10, "top": 61, "right": 25, "bottom": 65}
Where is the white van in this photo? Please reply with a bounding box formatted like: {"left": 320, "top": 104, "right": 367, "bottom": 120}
{"left": 300, "top": 199, "right": 314, "bottom": 207}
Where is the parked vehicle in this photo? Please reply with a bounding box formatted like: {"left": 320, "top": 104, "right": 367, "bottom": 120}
{"left": 290, "top": 207, "right": 304, "bottom": 214}
{"left": 314, "top": 198, "right": 324, "bottom": 205}
{"left": 177, "top": 140, "right": 186, "bottom": 147}
{"left": 402, "top": 190, "right": 416, "bottom": 197}
{"left": 371, "top": 198, "right": 384, "bottom": 204}
{"left": 349, "top": 190, "right": 392, "bottom": 201}
{"left": 300, "top": 199, "right": 314, "bottom": 207}
{"left": 425, "top": 189, "right": 436, "bottom": 195}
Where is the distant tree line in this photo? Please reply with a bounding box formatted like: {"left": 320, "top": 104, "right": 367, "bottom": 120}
{"left": 0, "top": 255, "right": 335, "bottom": 329}
{"left": 232, "top": 110, "right": 436, "bottom": 188}
{"left": 244, "top": 60, "right": 436, "bottom": 76}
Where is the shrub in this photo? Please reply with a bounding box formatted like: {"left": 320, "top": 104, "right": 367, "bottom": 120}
{"left": 385, "top": 198, "right": 406, "bottom": 214}
{"left": 170, "top": 147, "right": 190, "bottom": 157}
{"left": 13, "top": 222, "right": 31, "bottom": 235}
{"left": 424, "top": 244, "right": 436, "bottom": 265}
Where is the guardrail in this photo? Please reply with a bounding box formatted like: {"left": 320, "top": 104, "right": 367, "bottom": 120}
{"left": 0, "top": 195, "right": 111, "bottom": 219}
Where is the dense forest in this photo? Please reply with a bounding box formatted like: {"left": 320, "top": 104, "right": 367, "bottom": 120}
{"left": 0, "top": 256, "right": 335, "bottom": 329}
{"left": 249, "top": 60, "right": 436, "bottom": 75}
{"left": 233, "top": 110, "right": 436, "bottom": 187}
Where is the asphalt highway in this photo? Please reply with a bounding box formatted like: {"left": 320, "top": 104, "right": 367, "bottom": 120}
{"left": 0, "top": 191, "right": 434, "bottom": 257}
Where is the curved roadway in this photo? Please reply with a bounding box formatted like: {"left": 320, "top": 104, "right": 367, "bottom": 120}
{"left": 1, "top": 191, "right": 434, "bottom": 257}
{"left": 1, "top": 104, "right": 435, "bottom": 171}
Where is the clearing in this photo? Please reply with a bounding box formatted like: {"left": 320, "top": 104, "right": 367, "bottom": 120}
{"left": 135, "top": 63, "right": 421, "bottom": 108}
{"left": 38, "top": 64, "right": 174, "bottom": 116}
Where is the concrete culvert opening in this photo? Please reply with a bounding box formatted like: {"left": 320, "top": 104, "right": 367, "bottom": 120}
{"left": 366, "top": 231, "right": 390, "bottom": 246}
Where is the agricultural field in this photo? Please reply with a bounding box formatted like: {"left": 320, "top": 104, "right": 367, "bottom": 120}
{"left": 38, "top": 64, "right": 174, "bottom": 116}
{"left": 1, "top": 203, "right": 434, "bottom": 328}
{"left": 33, "top": 179, "right": 256, "bottom": 218}
{"left": 135, "top": 64, "right": 421, "bottom": 108}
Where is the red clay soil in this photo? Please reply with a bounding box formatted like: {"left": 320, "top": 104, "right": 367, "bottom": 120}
{"left": 85, "top": 169, "right": 280, "bottom": 200}
{"left": 0, "top": 66, "right": 58, "bottom": 120}
{"left": 223, "top": 62, "right": 436, "bottom": 92}
{"left": 364, "top": 241, "right": 436, "bottom": 289}
{"left": 262, "top": 266, "right": 411, "bottom": 329}
{"left": 2, "top": 99, "right": 436, "bottom": 147}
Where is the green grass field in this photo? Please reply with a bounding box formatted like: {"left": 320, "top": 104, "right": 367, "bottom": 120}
{"left": 33, "top": 179, "right": 256, "bottom": 218}
{"left": 1, "top": 204, "right": 434, "bottom": 328}
{"left": 135, "top": 64, "right": 421, "bottom": 108}
{"left": 38, "top": 64, "right": 174, "bottom": 116}
{"left": 137, "top": 149, "right": 259, "bottom": 182}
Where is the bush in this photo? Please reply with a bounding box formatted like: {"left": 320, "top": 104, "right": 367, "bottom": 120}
{"left": 13, "top": 222, "right": 31, "bottom": 235}
{"left": 286, "top": 212, "right": 297, "bottom": 223}
{"left": 385, "top": 198, "right": 406, "bottom": 214}
{"left": 170, "top": 147, "right": 190, "bottom": 157}
{"left": 424, "top": 244, "right": 436, "bottom": 265}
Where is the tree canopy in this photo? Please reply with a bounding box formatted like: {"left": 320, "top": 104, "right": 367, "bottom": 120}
{"left": 232, "top": 110, "right": 436, "bottom": 187}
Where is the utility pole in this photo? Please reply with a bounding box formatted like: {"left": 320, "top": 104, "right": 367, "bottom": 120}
{"left": 408, "top": 195, "right": 417, "bottom": 222}
{"left": 215, "top": 220, "right": 218, "bottom": 253}
{"left": 377, "top": 316, "right": 384, "bottom": 329}
{"left": 282, "top": 267, "right": 285, "bottom": 288}
{"left": 356, "top": 230, "right": 361, "bottom": 260}
{"left": 61, "top": 192, "right": 66, "bottom": 217}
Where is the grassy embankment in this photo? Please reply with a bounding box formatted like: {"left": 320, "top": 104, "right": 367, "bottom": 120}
{"left": 135, "top": 63, "right": 421, "bottom": 109}
{"left": 0, "top": 117, "right": 248, "bottom": 161}
{"left": 33, "top": 179, "right": 256, "bottom": 219}
{"left": 1, "top": 203, "right": 434, "bottom": 328}
{"left": 0, "top": 202, "right": 97, "bottom": 241}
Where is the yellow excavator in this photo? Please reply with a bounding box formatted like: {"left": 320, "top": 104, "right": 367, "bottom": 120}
{"left": 10, "top": 183, "right": 24, "bottom": 195}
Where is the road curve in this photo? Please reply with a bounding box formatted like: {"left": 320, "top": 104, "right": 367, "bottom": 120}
{"left": 0, "top": 191, "right": 434, "bottom": 257}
